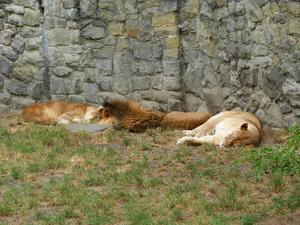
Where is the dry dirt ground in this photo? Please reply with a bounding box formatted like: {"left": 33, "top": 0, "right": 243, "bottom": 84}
{"left": 0, "top": 111, "right": 299, "bottom": 225}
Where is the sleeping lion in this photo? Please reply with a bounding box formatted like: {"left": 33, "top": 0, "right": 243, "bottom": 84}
{"left": 176, "top": 111, "right": 262, "bottom": 147}
{"left": 22, "top": 101, "right": 102, "bottom": 125}
{"left": 100, "top": 99, "right": 210, "bottom": 132}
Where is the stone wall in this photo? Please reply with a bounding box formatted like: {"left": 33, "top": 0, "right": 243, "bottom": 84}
{"left": 0, "top": 0, "right": 299, "bottom": 127}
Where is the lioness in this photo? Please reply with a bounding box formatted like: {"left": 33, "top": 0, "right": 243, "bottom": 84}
{"left": 176, "top": 111, "right": 262, "bottom": 147}
{"left": 101, "top": 99, "right": 211, "bottom": 132}
{"left": 22, "top": 101, "right": 102, "bottom": 125}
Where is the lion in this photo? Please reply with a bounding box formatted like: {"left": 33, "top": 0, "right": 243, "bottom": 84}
{"left": 100, "top": 99, "right": 165, "bottom": 133}
{"left": 22, "top": 101, "right": 102, "bottom": 125}
{"left": 100, "top": 99, "right": 211, "bottom": 132}
{"left": 176, "top": 111, "right": 262, "bottom": 147}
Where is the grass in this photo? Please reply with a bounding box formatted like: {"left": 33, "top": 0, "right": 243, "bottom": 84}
{"left": 0, "top": 114, "right": 299, "bottom": 224}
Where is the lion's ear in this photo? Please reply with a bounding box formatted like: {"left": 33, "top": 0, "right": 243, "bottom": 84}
{"left": 240, "top": 123, "right": 248, "bottom": 131}
{"left": 103, "top": 109, "right": 110, "bottom": 119}
{"left": 98, "top": 107, "right": 106, "bottom": 118}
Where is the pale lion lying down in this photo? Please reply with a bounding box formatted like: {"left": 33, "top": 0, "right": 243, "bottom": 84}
{"left": 22, "top": 101, "right": 102, "bottom": 125}
{"left": 177, "top": 111, "right": 262, "bottom": 147}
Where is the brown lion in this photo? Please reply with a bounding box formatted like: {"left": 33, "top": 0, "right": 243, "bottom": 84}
{"left": 100, "top": 99, "right": 165, "bottom": 133}
{"left": 100, "top": 99, "right": 210, "bottom": 132}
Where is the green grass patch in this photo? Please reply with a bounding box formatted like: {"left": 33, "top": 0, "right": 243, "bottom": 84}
{"left": 249, "top": 127, "right": 300, "bottom": 176}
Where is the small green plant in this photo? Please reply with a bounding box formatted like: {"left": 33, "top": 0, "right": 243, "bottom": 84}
{"left": 36, "top": 211, "right": 65, "bottom": 225}
{"left": 10, "top": 166, "right": 23, "bottom": 180}
{"left": 211, "top": 215, "right": 229, "bottom": 225}
{"left": 84, "top": 170, "right": 104, "bottom": 186}
{"left": 268, "top": 173, "right": 284, "bottom": 192}
{"left": 273, "top": 194, "right": 300, "bottom": 212}
{"left": 240, "top": 215, "right": 257, "bottom": 225}
{"left": 0, "top": 124, "right": 8, "bottom": 136}
{"left": 126, "top": 208, "right": 152, "bottom": 225}
{"left": 175, "top": 145, "right": 192, "bottom": 163}
{"left": 218, "top": 182, "right": 242, "bottom": 211}
{"left": 123, "top": 136, "right": 135, "bottom": 146}
{"left": 139, "top": 142, "right": 151, "bottom": 151}
{"left": 27, "top": 163, "right": 42, "bottom": 173}
{"left": 105, "top": 129, "right": 117, "bottom": 142}
{"left": 287, "top": 126, "right": 300, "bottom": 148}
{"left": 0, "top": 205, "right": 12, "bottom": 216}
{"left": 171, "top": 208, "right": 183, "bottom": 221}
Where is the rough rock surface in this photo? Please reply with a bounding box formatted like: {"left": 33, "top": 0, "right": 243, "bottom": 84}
{"left": 0, "top": 0, "right": 300, "bottom": 127}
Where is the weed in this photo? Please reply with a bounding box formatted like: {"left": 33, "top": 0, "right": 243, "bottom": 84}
{"left": 36, "top": 211, "right": 65, "bottom": 225}
{"left": 87, "top": 214, "right": 111, "bottom": 225}
{"left": 211, "top": 215, "right": 229, "bottom": 225}
{"left": 123, "top": 136, "right": 136, "bottom": 146}
{"left": 27, "top": 163, "right": 42, "bottom": 173}
{"left": 287, "top": 126, "right": 300, "bottom": 148}
{"left": 273, "top": 194, "right": 300, "bottom": 212}
{"left": 105, "top": 129, "right": 117, "bottom": 142}
{"left": 240, "top": 215, "right": 257, "bottom": 225}
{"left": 10, "top": 166, "right": 23, "bottom": 180}
{"left": 218, "top": 182, "right": 242, "bottom": 211}
{"left": 171, "top": 208, "right": 183, "bottom": 221}
{"left": 0, "top": 205, "right": 12, "bottom": 216}
{"left": 0, "top": 124, "right": 8, "bottom": 136}
{"left": 139, "top": 142, "right": 151, "bottom": 151}
{"left": 84, "top": 170, "right": 104, "bottom": 186}
{"left": 126, "top": 208, "right": 152, "bottom": 225}
{"left": 146, "top": 177, "right": 164, "bottom": 187}
{"left": 268, "top": 173, "right": 284, "bottom": 192}
{"left": 175, "top": 145, "right": 192, "bottom": 163}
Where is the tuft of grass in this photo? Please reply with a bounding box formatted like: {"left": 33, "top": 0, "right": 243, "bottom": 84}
{"left": 84, "top": 170, "right": 104, "bottom": 187}
{"left": 175, "top": 145, "right": 192, "bottom": 163}
{"left": 0, "top": 124, "right": 8, "bottom": 136}
{"left": 27, "top": 163, "right": 43, "bottom": 173}
{"left": 273, "top": 194, "right": 300, "bottom": 212}
{"left": 35, "top": 211, "right": 66, "bottom": 225}
{"left": 211, "top": 215, "right": 229, "bottom": 225}
{"left": 240, "top": 215, "right": 257, "bottom": 225}
{"left": 287, "top": 126, "right": 300, "bottom": 148}
{"left": 218, "top": 182, "right": 243, "bottom": 211}
{"left": 10, "top": 166, "right": 23, "bottom": 180}
{"left": 87, "top": 214, "right": 112, "bottom": 225}
{"left": 268, "top": 173, "right": 284, "bottom": 192}
{"left": 0, "top": 205, "right": 12, "bottom": 217}
{"left": 139, "top": 142, "right": 151, "bottom": 151}
{"left": 126, "top": 208, "right": 152, "bottom": 225}
{"left": 171, "top": 208, "right": 183, "bottom": 221}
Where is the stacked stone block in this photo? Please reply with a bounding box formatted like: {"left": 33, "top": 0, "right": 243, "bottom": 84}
{"left": 0, "top": 0, "right": 299, "bottom": 127}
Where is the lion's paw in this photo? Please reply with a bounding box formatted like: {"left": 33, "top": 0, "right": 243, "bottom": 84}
{"left": 176, "top": 138, "right": 185, "bottom": 145}
{"left": 182, "top": 130, "right": 193, "bottom": 136}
